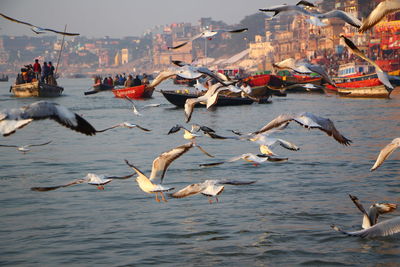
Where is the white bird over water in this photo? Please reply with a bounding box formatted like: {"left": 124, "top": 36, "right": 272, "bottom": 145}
{"left": 31, "top": 173, "right": 135, "bottom": 191}
{"left": 167, "top": 124, "right": 201, "bottom": 140}
{"left": 331, "top": 194, "right": 399, "bottom": 238}
{"left": 0, "top": 101, "right": 96, "bottom": 137}
{"left": 168, "top": 28, "right": 248, "bottom": 50}
{"left": 0, "top": 140, "right": 52, "bottom": 153}
{"left": 200, "top": 153, "right": 288, "bottom": 167}
{"left": 124, "top": 142, "right": 214, "bottom": 202}
{"left": 169, "top": 179, "right": 256, "bottom": 204}
{"left": 359, "top": 0, "right": 400, "bottom": 33}
{"left": 247, "top": 133, "right": 300, "bottom": 156}
{"left": 252, "top": 112, "right": 352, "bottom": 146}
{"left": 370, "top": 137, "right": 400, "bottom": 171}
{"left": 96, "top": 122, "right": 151, "bottom": 133}
{"left": 341, "top": 35, "right": 394, "bottom": 92}
{"left": 125, "top": 96, "right": 143, "bottom": 116}
{"left": 0, "top": 13, "right": 80, "bottom": 36}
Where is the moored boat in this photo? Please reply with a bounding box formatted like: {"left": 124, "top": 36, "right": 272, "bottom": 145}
{"left": 112, "top": 85, "right": 154, "bottom": 99}
{"left": 0, "top": 74, "right": 8, "bottom": 82}
{"left": 333, "top": 84, "right": 391, "bottom": 98}
{"left": 10, "top": 81, "right": 63, "bottom": 97}
{"left": 161, "top": 90, "right": 270, "bottom": 108}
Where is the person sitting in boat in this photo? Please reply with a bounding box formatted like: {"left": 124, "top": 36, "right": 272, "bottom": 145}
{"left": 119, "top": 74, "right": 126, "bottom": 85}
{"left": 33, "top": 59, "right": 41, "bottom": 80}
{"left": 113, "top": 75, "right": 120, "bottom": 86}
{"left": 240, "top": 82, "right": 252, "bottom": 98}
{"left": 141, "top": 73, "right": 149, "bottom": 85}
{"left": 133, "top": 75, "right": 142, "bottom": 86}
{"left": 124, "top": 75, "right": 134, "bottom": 87}
{"left": 107, "top": 76, "right": 113, "bottom": 86}
{"left": 41, "top": 62, "right": 50, "bottom": 83}
{"left": 103, "top": 76, "right": 108, "bottom": 85}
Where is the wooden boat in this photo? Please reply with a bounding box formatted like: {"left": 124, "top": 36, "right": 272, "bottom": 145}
{"left": 0, "top": 74, "right": 8, "bottom": 82}
{"left": 331, "top": 84, "right": 391, "bottom": 98}
{"left": 112, "top": 85, "right": 154, "bottom": 99}
{"left": 161, "top": 90, "right": 270, "bottom": 108}
{"left": 84, "top": 83, "right": 115, "bottom": 95}
{"left": 173, "top": 76, "right": 195, "bottom": 87}
{"left": 10, "top": 81, "right": 63, "bottom": 97}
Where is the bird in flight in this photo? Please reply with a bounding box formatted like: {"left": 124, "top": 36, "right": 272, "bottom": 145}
{"left": 0, "top": 140, "right": 52, "bottom": 153}
{"left": 0, "top": 13, "right": 80, "bottom": 36}
{"left": 359, "top": 0, "right": 400, "bottom": 33}
{"left": 370, "top": 137, "right": 400, "bottom": 171}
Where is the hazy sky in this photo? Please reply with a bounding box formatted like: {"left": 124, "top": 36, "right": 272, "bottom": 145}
{"left": 1, "top": 0, "right": 298, "bottom": 38}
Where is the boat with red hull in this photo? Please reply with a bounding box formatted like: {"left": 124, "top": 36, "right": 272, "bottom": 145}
{"left": 112, "top": 85, "right": 154, "bottom": 99}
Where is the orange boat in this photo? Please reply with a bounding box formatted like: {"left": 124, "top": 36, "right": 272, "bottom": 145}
{"left": 112, "top": 85, "right": 154, "bottom": 99}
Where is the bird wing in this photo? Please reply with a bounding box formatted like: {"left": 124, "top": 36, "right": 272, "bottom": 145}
{"left": 276, "top": 138, "right": 300, "bottom": 151}
{"left": 169, "top": 183, "right": 205, "bottom": 198}
{"left": 0, "top": 114, "right": 33, "bottom": 137}
{"left": 41, "top": 28, "right": 80, "bottom": 36}
{"left": 226, "top": 27, "right": 248, "bottom": 34}
{"left": 359, "top": 1, "right": 400, "bottom": 33}
{"left": 133, "top": 124, "right": 151, "bottom": 132}
{"left": 26, "top": 140, "right": 53, "bottom": 147}
{"left": 253, "top": 114, "right": 295, "bottom": 134}
{"left": 332, "top": 217, "right": 400, "bottom": 238}
{"left": 0, "top": 144, "right": 18, "bottom": 147}
{"left": 31, "top": 178, "right": 86, "bottom": 191}
{"left": 105, "top": 173, "right": 135, "bottom": 180}
{"left": 149, "top": 143, "right": 194, "bottom": 183}
{"left": 296, "top": 0, "right": 317, "bottom": 7}
{"left": 167, "top": 124, "right": 184, "bottom": 135}
{"left": 168, "top": 32, "right": 204, "bottom": 49}
{"left": 125, "top": 97, "right": 142, "bottom": 116}
{"left": 341, "top": 35, "right": 393, "bottom": 90}
{"left": 193, "top": 144, "right": 214, "bottom": 157}
{"left": 317, "top": 10, "right": 362, "bottom": 28}
{"left": 0, "top": 13, "right": 35, "bottom": 27}
{"left": 304, "top": 64, "right": 336, "bottom": 87}
{"left": 370, "top": 138, "right": 400, "bottom": 171}
{"left": 184, "top": 98, "right": 199, "bottom": 123}
{"left": 217, "top": 180, "right": 256, "bottom": 185}
{"left": 148, "top": 69, "right": 176, "bottom": 88}
{"left": 293, "top": 112, "right": 352, "bottom": 146}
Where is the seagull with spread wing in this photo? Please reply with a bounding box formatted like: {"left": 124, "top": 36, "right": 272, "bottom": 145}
{"left": 259, "top": 1, "right": 315, "bottom": 18}
{"left": 199, "top": 153, "right": 288, "bottom": 167}
{"left": 0, "top": 13, "right": 79, "bottom": 36}
{"left": 340, "top": 35, "right": 394, "bottom": 92}
{"left": 125, "top": 96, "right": 143, "bottom": 116}
{"left": 252, "top": 112, "right": 352, "bottom": 146}
{"left": 124, "top": 142, "right": 213, "bottom": 202}
{"left": 31, "top": 173, "right": 134, "bottom": 191}
{"left": 370, "top": 137, "right": 400, "bottom": 171}
{"left": 359, "top": 0, "right": 400, "bottom": 33}
{"left": 315, "top": 10, "right": 362, "bottom": 28}
{"left": 331, "top": 194, "right": 399, "bottom": 238}
{"left": 0, "top": 140, "right": 52, "bottom": 153}
{"left": 0, "top": 101, "right": 96, "bottom": 137}
{"left": 96, "top": 122, "right": 151, "bottom": 133}
{"left": 247, "top": 133, "right": 300, "bottom": 156}
{"left": 168, "top": 28, "right": 248, "bottom": 50}
{"left": 169, "top": 179, "right": 256, "bottom": 204}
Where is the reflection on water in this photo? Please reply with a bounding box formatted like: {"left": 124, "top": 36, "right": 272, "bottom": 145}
{"left": 0, "top": 79, "right": 399, "bottom": 266}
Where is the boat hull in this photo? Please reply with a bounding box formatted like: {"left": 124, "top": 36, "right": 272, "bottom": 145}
{"left": 112, "top": 85, "right": 154, "bottom": 99}
{"left": 11, "top": 81, "right": 63, "bottom": 97}
{"left": 334, "top": 84, "right": 390, "bottom": 98}
{"left": 161, "top": 90, "right": 263, "bottom": 108}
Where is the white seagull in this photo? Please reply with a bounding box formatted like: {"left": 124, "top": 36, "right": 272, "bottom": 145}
{"left": 370, "top": 137, "right": 400, "bottom": 171}
{"left": 31, "top": 173, "right": 134, "bottom": 191}
{"left": 168, "top": 28, "right": 248, "bottom": 50}
{"left": 125, "top": 96, "right": 143, "bottom": 116}
{"left": 341, "top": 35, "right": 394, "bottom": 91}
{"left": 0, "top": 13, "right": 80, "bottom": 36}
{"left": 167, "top": 124, "right": 201, "bottom": 140}
{"left": 331, "top": 194, "right": 399, "bottom": 238}
{"left": 199, "top": 153, "right": 288, "bottom": 167}
{"left": 359, "top": 0, "right": 400, "bottom": 33}
{"left": 0, "top": 101, "right": 96, "bottom": 137}
{"left": 124, "top": 142, "right": 213, "bottom": 202}
{"left": 96, "top": 122, "right": 151, "bottom": 133}
{"left": 315, "top": 10, "right": 362, "bottom": 28}
{"left": 247, "top": 133, "right": 300, "bottom": 156}
{"left": 259, "top": 1, "right": 315, "bottom": 18}
{"left": 252, "top": 112, "right": 352, "bottom": 146}
{"left": 0, "top": 140, "right": 52, "bottom": 153}
{"left": 169, "top": 179, "right": 256, "bottom": 204}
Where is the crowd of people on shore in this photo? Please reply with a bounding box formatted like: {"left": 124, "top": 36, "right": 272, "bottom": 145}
{"left": 16, "top": 59, "right": 57, "bottom": 85}
{"left": 93, "top": 73, "right": 150, "bottom": 88}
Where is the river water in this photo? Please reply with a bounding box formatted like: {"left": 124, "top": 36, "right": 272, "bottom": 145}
{"left": 0, "top": 78, "right": 399, "bottom": 266}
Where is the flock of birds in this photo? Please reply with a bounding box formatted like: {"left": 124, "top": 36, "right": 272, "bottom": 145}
{"left": 1, "top": 0, "right": 400, "bottom": 239}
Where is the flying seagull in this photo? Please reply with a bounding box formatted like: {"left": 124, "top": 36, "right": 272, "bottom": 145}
{"left": 252, "top": 112, "right": 352, "bottom": 146}
{"left": 247, "top": 133, "right": 300, "bottom": 156}
{"left": 167, "top": 124, "right": 201, "bottom": 140}
{"left": 0, "top": 140, "right": 52, "bottom": 153}
{"left": 125, "top": 96, "right": 143, "bottom": 116}
{"left": 259, "top": 2, "right": 314, "bottom": 18}
{"left": 168, "top": 28, "right": 248, "bottom": 50}
{"left": 199, "top": 153, "right": 288, "bottom": 167}
{"left": 315, "top": 10, "right": 362, "bottom": 28}
{"left": 31, "top": 173, "right": 134, "bottom": 191}
{"left": 370, "top": 137, "right": 400, "bottom": 171}
{"left": 331, "top": 194, "right": 399, "bottom": 238}
{"left": 169, "top": 179, "right": 256, "bottom": 204}
{"left": 124, "top": 142, "right": 213, "bottom": 202}
{"left": 341, "top": 35, "right": 394, "bottom": 91}
{"left": 0, "top": 13, "right": 80, "bottom": 36}
{"left": 359, "top": 0, "right": 400, "bottom": 33}
{"left": 0, "top": 101, "right": 96, "bottom": 137}
{"left": 96, "top": 122, "right": 151, "bottom": 133}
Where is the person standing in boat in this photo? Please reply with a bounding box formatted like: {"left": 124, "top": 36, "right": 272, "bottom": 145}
{"left": 133, "top": 75, "right": 142, "bottom": 86}
{"left": 33, "top": 59, "right": 41, "bottom": 81}
{"left": 47, "top": 61, "right": 57, "bottom": 85}
{"left": 41, "top": 62, "right": 50, "bottom": 83}
{"left": 124, "top": 74, "right": 133, "bottom": 87}
{"left": 141, "top": 73, "right": 149, "bottom": 85}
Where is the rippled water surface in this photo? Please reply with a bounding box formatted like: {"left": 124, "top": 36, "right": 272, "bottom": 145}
{"left": 0, "top": 79, "right": 399, "bottom": 266}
